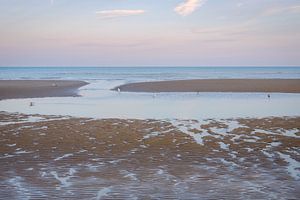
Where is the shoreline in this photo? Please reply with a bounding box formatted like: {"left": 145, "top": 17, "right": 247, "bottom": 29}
{"left": 0, "top": 111, "right": 299, "bottom": 199}
{"left": 0, "top": 80, "right": 88, "bottom": 100}
{"left": 114, "top": 79, "right": 300, "bottom": 93}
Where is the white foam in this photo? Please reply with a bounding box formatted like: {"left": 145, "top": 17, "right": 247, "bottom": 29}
{"left": 229, "top": 152, "right": 237, "bottom": 159}
{"left": 262, "top": 150, "right": 274, "bottom": 158}
{"left": 157, "top": 169, "right": 164, "bottom": 175}
{"left": 0, "top": 115, "right": 70, "bottom": 126}
{"left": 40, "top": 171, "right": 47, "bottom": 177}
{"left": 15, "top": 150, "right": 32, "bottom": 154}
{"left": 54, "top": 153, "right": 73, "bottom": 161}
{"left": 77, "top": 149, "right": 87, "bottom": 153}
{"left": 32, "top": 126, "right": 48, "bottom": 130}
{"left": 86, "top": 164, "right": 100, "bottom": 172}
{"left": 270, "top": 142, "right": 281, "bottom": 147}
{"left": 7, "top": 143, "right": 16, "bottom": 147}
{"left": 108, "top": 159, "right": 125, "bottom": 164}
{"left": 218, "top": 142, "right": 229, "bottom": 150}
{"left": 8, "top": 176, "right": 30, "bottom": 200}
{"left": 51, "top": 171, "right": 71, "bottom": 188}
{"left": 243, "top": 139, "right": 257, "bottom": 143}
{"left": 0, "top": 154, "right": 15, "bottom": 159}
{"left": 254, "top": 129, "right": 300, "bottom": 138}
{"left": 170, "top": 120, "right": 210, "bottom": 145}
{"left": 244, "top": 147, "right": 254, "bottom": 152}
{"left": 50, "top": 168, "right": 76, "bottom": 188}
{"left": 0, "top": 116, "right": 45, "bottom": 126}
{"left": 27, "top": 116, "right": 45, "bottom": 123}
{"left": 216, "top": 120, "right": 245, "bottom": 135}
{"left": 143, "top": 131, "right": 161, "bottom": 139}
{"left": 69, "top": 168, "right": 76, "bottom": 175}
{"left": 227, "top": 120, "right": 246, "bottom": 132}
{"left": 210, "top": 127, "right": 227, "bottom": 136}
{"left": 283, "top": 129, "right": 300, "bottom": 138}
{"left": 96, "top": 187, "right": 112, "bottom": 200}
{"left": 278, "top": 152, "right": 300, "bottom": 180}
{"left": 219, "top": 158, "right": 239, "bottom": 168}
{"left": 169, "top": 119, "right": 251, "bottom": 146}
{"left": 123, "top": 172, "right": 138, "bottom": 181}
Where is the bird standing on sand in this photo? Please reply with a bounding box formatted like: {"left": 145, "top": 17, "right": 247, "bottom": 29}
{"left": 117, "top": 88, "right": 121, "bottom": 93}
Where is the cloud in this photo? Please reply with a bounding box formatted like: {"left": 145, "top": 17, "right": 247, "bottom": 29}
{"left": 174, "top": 0, "right": 206, "bottom": 16}
{"left": 95, "top": 10, "right": 145, "bottom": 19}
{"left": 237, "top": 3, "right": 244, "bottom": 8}
{"left": 262, "top": 5, "right": 300, "bottom": 16}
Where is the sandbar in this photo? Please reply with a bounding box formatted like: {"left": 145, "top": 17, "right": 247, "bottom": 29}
{"left": 0, "top": 80, "right": 88, "bottom": 100}
{"left": 114, "top": 79, "right": 300, "bottom": 93}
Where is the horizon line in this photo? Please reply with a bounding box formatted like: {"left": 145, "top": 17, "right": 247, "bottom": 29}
{"left": 1, "top": 66, "right": 300, "bottom": 68}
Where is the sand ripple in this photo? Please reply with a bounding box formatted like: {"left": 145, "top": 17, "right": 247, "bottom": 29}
{"left": 0, "top": 112, "right": 299, "bottom": 199}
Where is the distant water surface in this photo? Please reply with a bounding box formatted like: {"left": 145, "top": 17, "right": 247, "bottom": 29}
{"left": 0, "top": 67, "right": 300, "bottom": 119}
{"left": 1, "top": 67, "right": 300, "bottom": 82}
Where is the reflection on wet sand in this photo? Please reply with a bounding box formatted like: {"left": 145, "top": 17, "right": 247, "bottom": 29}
{"left": 0, "top": 112, "right": 299, "bottom": 199}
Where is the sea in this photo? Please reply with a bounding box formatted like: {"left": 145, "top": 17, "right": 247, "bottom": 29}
{"left": 0, "top": 66, "right": 300, "bottom": 119}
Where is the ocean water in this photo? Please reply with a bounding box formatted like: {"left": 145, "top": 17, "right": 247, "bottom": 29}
{"left": 1, "top": 67, "right": 300, "bottom": 81}
{"left": 0, "top": 67, "right": 300, "bottom": 119}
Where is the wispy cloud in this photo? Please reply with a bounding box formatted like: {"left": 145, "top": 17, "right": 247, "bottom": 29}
{"left": 174, "top": 0, "right": 206, "bottom": 16}
{"left": 95, "top": 10, "right": 145, "bottom": 19}
{"left": 237, "top": 2, "right": 244, "bottom": 8}
{"left": 262, "top": 5, "right": 300, "bottom": 16}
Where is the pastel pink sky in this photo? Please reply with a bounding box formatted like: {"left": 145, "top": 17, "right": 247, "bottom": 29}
{"left": 0, "top": 0, "right": 299, "bottom": 66}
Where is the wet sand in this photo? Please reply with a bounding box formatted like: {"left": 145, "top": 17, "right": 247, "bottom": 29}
{"left": 1, "top": 112, "right": 299, "bottom": 199}
{"left": 114, "top": 79, "right": 300, "bottom": 93}
{"left": 0, "top": 80, "right": 88, "bottom": 100}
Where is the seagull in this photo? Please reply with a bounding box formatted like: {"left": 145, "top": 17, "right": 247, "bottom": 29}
{"left": 117, "top": 88, "right": 121, "bottom": 93}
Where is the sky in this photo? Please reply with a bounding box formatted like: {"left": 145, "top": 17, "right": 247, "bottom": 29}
{"left": 0, "top": 0, "right": 299, "bottom": 67}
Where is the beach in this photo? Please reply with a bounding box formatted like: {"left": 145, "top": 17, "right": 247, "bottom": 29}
{"left": 114, "top": 79, "right": 300, "bottom": 93}
{"left": 0, "top": 67, "right": 300, "bottom": 199}
{"left": 0, "top": 80, "right": 88, "bottom": 100}
{"left": 1, "top": 111, "right": 299, "bottom": 199}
